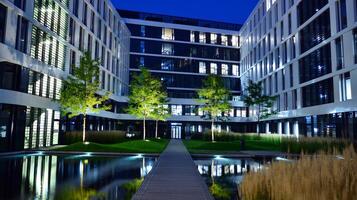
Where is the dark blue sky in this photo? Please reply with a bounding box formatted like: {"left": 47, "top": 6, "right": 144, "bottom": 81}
{"left": 112, "top": 0, "right": 259, "bottom": 24}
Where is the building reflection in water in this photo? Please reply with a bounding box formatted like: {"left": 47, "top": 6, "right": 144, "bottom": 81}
{"left": 0, "top": 154, "right": 157, "bottom": 200}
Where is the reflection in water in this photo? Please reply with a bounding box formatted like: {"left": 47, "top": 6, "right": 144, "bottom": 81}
{"left": 194, "top": 157, "right": 270, "bottom": 200}
{"left": 0, "top": 154, "right": 157, "bottom": 200}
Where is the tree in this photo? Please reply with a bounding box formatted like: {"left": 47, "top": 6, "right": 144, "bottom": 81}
{"left": 127, "top": 68, "right": 163, "bottom": 140}
{"left": 151, "top": 84, "right": 170, "bottom": 138}
{"left": 59, "top": 52, "right": 111, "bottom": 143}
{"left": 242, "top": 80, "right": 277, "bottom": 135}
{"left": 197, "top": 75, "right": 231, "bottom": 142}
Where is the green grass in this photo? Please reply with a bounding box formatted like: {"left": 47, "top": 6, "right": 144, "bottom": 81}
{"left": 183, "top": 139, "right": 282, "bottom": 154}
{"left": 55, "top": 139, "right": 169, "bottom": 153}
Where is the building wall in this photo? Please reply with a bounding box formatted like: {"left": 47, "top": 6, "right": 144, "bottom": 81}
{"left": 118, "top": 10, "right": 254, "bottom": 138}
{"left": 240, "top": 0, "right": 357, "bottom": 138}
{"left": 0, "top": 0, "right": 130, "bottom": 151}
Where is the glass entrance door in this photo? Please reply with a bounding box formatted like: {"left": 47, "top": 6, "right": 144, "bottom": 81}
{"left": 171, "top": 123, "right": 182, "bottom": 139}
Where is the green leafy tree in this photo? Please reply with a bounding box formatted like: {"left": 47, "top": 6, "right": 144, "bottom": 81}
{"left": 151, "top": 95, "right": 170, "bottom": 138}
{"left": 127, "top": 68, "right": 163, "bottom": 140}
{"left": 242, "top": 80, "right": 277, "bottom": 135}
{"left": 197, "top": 75, "right": 231, "bottom": 142}
{"left": 59, "top": 52, "right": 111, "bottom": 143}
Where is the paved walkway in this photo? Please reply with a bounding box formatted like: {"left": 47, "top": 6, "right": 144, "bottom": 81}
{"left": 133, "top": 140, "right": 213, "bottom": 200}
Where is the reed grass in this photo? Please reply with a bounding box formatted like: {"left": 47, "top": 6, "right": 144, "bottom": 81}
{"left": 239, "top": 145, "right": 357, "bottom": 200}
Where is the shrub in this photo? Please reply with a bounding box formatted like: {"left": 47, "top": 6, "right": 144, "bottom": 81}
{"left": 281, "top": 137, "right": 349, "bottom": 154}
{"left": 239, "top": 145, "right": 357, "bottom": 200}
{"left": 62, "top": 130, "right": 127, "bottom": 144}
{"left": 121, "top": 178, "right": 143, "bottom": 200}
{"left": 210, "top": 182, "right": 231, "bottom": 200}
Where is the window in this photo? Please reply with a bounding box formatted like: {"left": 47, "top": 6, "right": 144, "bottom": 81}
{"left": 161, "top": 59, "right": 174, "bottom": 70}
{"left": 221, "top": 64, "right": 228, "bottom": 75}
{"left": 336, "top": 0, "right": 347, "bottom": 32}
{"left": 335, "top": 37, "right": 344, "bottom": 70}
{"left": 297, "top": 0, "right": 328, "bottom": 26}
{"left": 16, "top": 16, "right": 28, "bottom": 53}
{"left": 210, "top": 63, "right": 217, "bottom": 74}
{"left": 140, "top": 41, "right": 145, "bottom": 53}
{"left": 69, "top": 18, "right": 76, "bottom": 45}
{"left": 282, "top": 68, "right": 286, "bottom": 90}
{"left": 353, "top": 28, "right": 357, "bottom": 64}
{"left": 83, "top": 3, "right": 87, "bottom": 26}
{"left": 140, "top": 25, "right": 145, "bottom": 37}
{"left": 290, "top": 35, "right": 296, "bottom": 59}
{"left": 232, "top": 35, "right": 239, "bottom": 47}
{"left": 340, "top": 72, "right": 352, "bottom": 101}
{"left": 79, "top": 27, "right": 84, "bottom": 51}
{"left": 0, "top": 4, "right": 7, "bottom": 43}
{"left": 292, "top": 89, "right": 297, "bottom": 109}
{"left": 73, "top": 0, "right": 79, "bottom": 17}
{"left": 199, "top": 62, "right": 206, "bottom": 74}
{"left": 288, "top": 13, "right": 292, "bottom": 35}
{"left": 221, "top": 35, "right": 228, "bottom": 46}
{"left": 162, "top": 43, "right": 174, "bottom": 55}
{"left": 171, "top": 105, "right": 182, "bottom": 116}
{"left": 232, "top": 64, "right": 239, "bottom": 76}
{"left": 210, "top": 33, "right": 217, "bottom": 44}
{"left": 199, "top": 32, "right": 206, "bottom": 43}
{"left": 162, "top": 28, "right": 174, "bottom": 40}
{"left": 289, "top": 64, "right": 293, "bottom": 87}
{"left": 14, "top": 0, "right": 26, "bottom": 11}
{"left": 190, "top": 31, "right": 195, "bottom": 42}
{"left": 302, "top": 78, "right": 334, "bottom": 107}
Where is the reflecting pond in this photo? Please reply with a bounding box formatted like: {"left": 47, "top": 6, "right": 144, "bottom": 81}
{"left": 0, "top": 153, "right": 157, "bottom": 200}
{"left": 194, "top": 156, "right": 271, "bottom": 200}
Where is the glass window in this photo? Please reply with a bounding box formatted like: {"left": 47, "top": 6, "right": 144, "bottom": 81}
{"left": 221, "top": 35, "right": 228, "bottom": 46}
{"left": 16, "top": 16, "right": 29, "bottom": 53}
{"left": 161, "top": 59, "right": 174, "bottom": 70}
{"left": 162, "top": 28, "right": 174, "bottom": 40}
{"left": 302, "top": 78, "right": 334, "bottom": 107}
{"left": 162, "top": 43, "right": 174, "bottom": 55}
{"left": 353, "top": 28, "right": 357, "bottom": 64}
{"left": 340, "top": 72, "right": 352, "bottom": 101}
{"left": 190, "top": 31, "right": 195, "bottom": 42}
{"left": 232, "top": 64, "right": 239, "bottom": 76}
{"left": 171, "top": 105, "right": 182, "bottom": 116}
{"left": 199, "top": 32, "right": 206, "bottom": 43}
{"left": 211, "top": 33, "right": 217, "bottom": 44}
{"left": 221, "top": 64, "right": 228, "bottom": 75}
{"left": 14, "top": 0, "right": 26, "bottom": 11}
{"left": 335, "top": 37, "right": 344, "bottom": 70}
{"left": 140, "top": 25, "right": 145, "bottom": 37}
{"left": 199, "top": 62, "right": 206, "bottom": 74}
{"left": 0, "top": 4, "right": 7, "bottom": 43}
{"left": 336, "top": 0, "right": 347, "bottom": 32}
{"left": 210, "top": 63, "right": 217, "bottom": 74}
{"left": 232, "top": 35, "right": 239, "bottom": 47}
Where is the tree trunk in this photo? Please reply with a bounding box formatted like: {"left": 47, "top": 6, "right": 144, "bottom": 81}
{"left": 211, "top": 119, "right": 215, "bottom": 142}
{"left": 143, "top": 117, "right": 146, "bottom": 140}
{"left": 155, "top": 120, "right": 158, "bottom": 139}
{"left": 83, "top": 114, "right": 86, "bottom": 143}
{"left": 257, "top": 105, "right": 261, "bottom": 137}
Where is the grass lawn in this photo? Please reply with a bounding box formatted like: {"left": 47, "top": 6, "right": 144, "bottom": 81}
{"left": 54, "top": 139, "right": 169, "bottom": 153}
{"left": 183, "top": 139, "right": 282, "bottom": 154}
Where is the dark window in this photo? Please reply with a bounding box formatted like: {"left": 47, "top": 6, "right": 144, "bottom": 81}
{"left": 69, "top": 18, "right": 76, "bottom": 45}
{"left": 14, "top": 0, "right": 26, "bottom": 11}
{"left": 73, "top": 0, "right": 79, "bottom": 17}
{"left": 302, "top": 78, "right": 334, "bottom": 107}
{"left": 299, "top": 44, "right": 331, "bottom": 83}
{"left": 353, "top": 28, "right": 357, "bottom": 64}
{"left": 289, "top": 64, "right": 293, "bottom": 87}
{"left": 299, "top": 10, "right": 330, "bottom": 54}
{"left": 297, "top": 0, "right": 328, "bottom": 26}
{"left": 336, "top": 0, "right": 347, "bottom": 31}
{"left": 16, "top": 16, "right": 28, "bottom": 53}
{"left": 335, "top": 37, "right": 344, "bottom": 70}
{"left": 0, "top": 4, "right": 7, "bottom": 43}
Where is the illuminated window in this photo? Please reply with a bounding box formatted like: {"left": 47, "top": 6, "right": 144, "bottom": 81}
{"left": 221, "top": 35, "right": 228, "bottom": 46}
{"left": 221, "top": 64, "right": 228, "bottom": 75}
{"left": 210, "top": 63, "right": 217, "bottom": 74}
{"left": 199, "top": 62, "right": 206, "bottom": 74}
{"left": 232, "top": 35, "right": 239, "bottom": 47}
{"left": 232, "top": 65, "right": 239, "bottom": 76}
{"left": 199, "top": 32, "right": 206, "bottom": 43}
{"left": 190, "top": 31, "right": 195, "bottom": 42}
{"left": 171, "top": 105, "right": 182, "bottom": 115}
{"left": 211, "top": 33, "right": 217, "bottom": 44}
{"left": 340, "top": 72, "right": 352, "bottom": 101}
{"left": 162, "top": 43, "right": 174, "bottom": 55}
{"left": 162, "top": 28, "right": 174, "bottom": 40}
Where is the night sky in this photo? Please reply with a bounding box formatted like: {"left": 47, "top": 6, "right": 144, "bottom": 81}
{"left": 112, "top": 0, "right": 260, "bottom": 25}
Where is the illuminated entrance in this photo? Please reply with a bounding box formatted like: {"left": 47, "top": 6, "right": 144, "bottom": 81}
{"left": 171, "top": 123, "right": 182, "bottom": 139}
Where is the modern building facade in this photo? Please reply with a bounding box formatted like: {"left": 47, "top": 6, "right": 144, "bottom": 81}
{"left": 0, "top": 0, "right": 130, "bottom": 151}
{"left": 240, "top": 0, "right": 357, "bottom": 139}
{"left": 118, "top": 10, "right": 251, "bottom": 139}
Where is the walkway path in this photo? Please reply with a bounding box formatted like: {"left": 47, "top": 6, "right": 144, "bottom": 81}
{"left": 133, "top": 140, "right": 213, "bottom": 200}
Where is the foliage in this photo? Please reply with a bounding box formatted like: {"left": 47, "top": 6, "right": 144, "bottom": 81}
{"left": 197, "top": 75, "right": 231, "bottom": 141}
{"left": 55, "top": 187, "right": 104, "bottom": 200}
{"left": 242, "top": 80, "right": 277, "bottom": 133}
{"left": 210, "top": 183, "right": 231, "bottom": 200}
{"left": 59, "top": 52, "right": 111, "bottom": 142}
{"left": 62, "top": 131, "right": 127, "bottom": 144}
{"left": 150, "top": 81, "right": 170, "bottom": 138}
{"left": 127, "top": 68, "right": 165, "bottom": 140}
{"left": 121, "top": 178, "right": 144, "bottom": 200}
{"left": 56, "top": 139, "right": 169, "bottom": 153}
{"left": 281, "top": 137, "right": 349, "bottom": 154}
{"left": 239, "top": 145, "right": 357, "bottom": 200}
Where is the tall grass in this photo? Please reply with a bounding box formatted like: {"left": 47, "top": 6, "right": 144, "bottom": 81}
{"left": 239, "top": 145, "right": 357, "bottom": 200}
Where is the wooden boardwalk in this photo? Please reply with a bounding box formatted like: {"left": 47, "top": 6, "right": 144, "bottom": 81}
{"left": 133, "top": 140, "right": 213, "bottom": 200}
